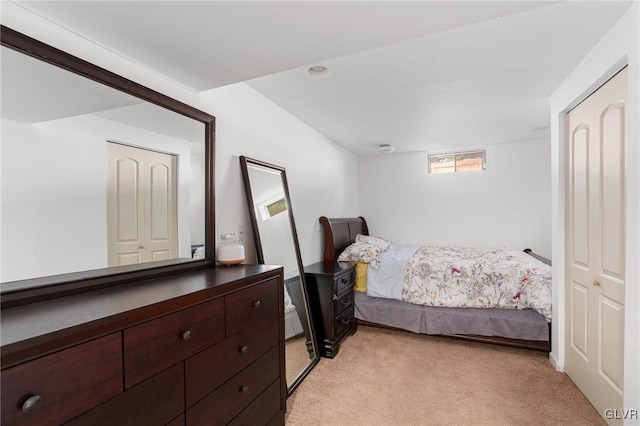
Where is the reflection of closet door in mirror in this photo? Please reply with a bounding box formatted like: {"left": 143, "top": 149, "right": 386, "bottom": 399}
{"left": 106, "top": 142, "right": 178, "bottom": 266}
{"left": 239, "top": 156, "right": 319, "bottom": 396}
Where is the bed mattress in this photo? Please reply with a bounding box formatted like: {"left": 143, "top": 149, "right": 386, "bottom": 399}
{"left": 354, "top": 291, "right": 549, "bottom": 341}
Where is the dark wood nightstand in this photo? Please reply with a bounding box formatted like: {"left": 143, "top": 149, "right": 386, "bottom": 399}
{"left": 304, "top": 261, "right": 357, "bottom": 358}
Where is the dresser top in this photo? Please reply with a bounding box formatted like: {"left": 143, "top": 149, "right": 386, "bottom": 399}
{"left": 1, "top": 265, "right": 282, "bottom": 368}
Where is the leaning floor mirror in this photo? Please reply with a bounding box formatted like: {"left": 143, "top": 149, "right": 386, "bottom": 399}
{"left": 239, "top": 156, "right": 319, "bottom": 395}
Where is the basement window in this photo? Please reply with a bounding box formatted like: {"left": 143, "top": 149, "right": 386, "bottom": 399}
{"left": 428, "top": 150, "right": 486, "bottom": 174}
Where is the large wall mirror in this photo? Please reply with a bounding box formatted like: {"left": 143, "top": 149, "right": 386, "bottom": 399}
{"left": 0, "top": 26, "right": 215, "bottom": 306}
{"left": 239, "top": 156, "right": 319, "bottom": 395}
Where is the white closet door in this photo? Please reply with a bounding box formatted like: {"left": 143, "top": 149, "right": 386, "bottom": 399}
{"left": 145, "top": 149, "right": 178, "bottom": 262}
{"left": 565, "top": 67, "right": 627, "bottom": 424}
{"left": 106, "top": 143, "right": 178, "bottom": 266}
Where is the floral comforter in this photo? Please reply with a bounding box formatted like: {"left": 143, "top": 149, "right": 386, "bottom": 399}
{"left": 400, "top": 246, "right": 552, "bottom": 321}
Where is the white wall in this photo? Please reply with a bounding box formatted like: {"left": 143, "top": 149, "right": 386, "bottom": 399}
{"left": 0, "top": 2, "right": 360, "bottom": 273}
{"left": 550, "top": 3, "right": 639, "bottom": 421}
{"left": 203, "top": 83, "right": 360, "bottom": 266}
{"left": 1, "top": 114, "right": 198, "bottom": 281}
{"left": 360, "top": 139, "right": 551, "bottom": 258}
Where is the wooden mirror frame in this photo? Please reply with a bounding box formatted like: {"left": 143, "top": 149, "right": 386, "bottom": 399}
{"left": 0, "top": 25, "right": 216, "bottom": 308}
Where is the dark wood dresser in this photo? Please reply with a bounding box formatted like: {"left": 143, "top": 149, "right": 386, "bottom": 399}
{"left": 0, "top": 265, "right": 286, "bottom": 426}
{"left": 304, "top": 262, "right": 357, "bottom": 358}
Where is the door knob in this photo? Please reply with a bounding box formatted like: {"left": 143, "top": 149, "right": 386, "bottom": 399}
{"left": 593, "top": 280, "right": 601, "bottom": 287}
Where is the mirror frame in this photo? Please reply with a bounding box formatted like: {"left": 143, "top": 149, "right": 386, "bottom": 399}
{"left": 0, "top": 25, "right": 216, "bottom": 308}
{"left": 239, "top": 156, "right": 319, "bottom": 395}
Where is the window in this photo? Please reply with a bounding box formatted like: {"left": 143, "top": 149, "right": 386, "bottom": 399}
{"left": 428, "top": 150, "right": 485, "bottom": 174}
{"left": 258, "top": 195, "right": 288, "bottom": 221}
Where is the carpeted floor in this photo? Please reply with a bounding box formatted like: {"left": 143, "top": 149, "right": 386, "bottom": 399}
{"left": 285, "top": 326, "right": 605, "bottom": 426}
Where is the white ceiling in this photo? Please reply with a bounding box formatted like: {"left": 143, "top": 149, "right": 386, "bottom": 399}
{"left": 7, "top": 1, "right": 634, "bottom": 156}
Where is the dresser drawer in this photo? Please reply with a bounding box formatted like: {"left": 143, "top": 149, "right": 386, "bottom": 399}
{"left": 1, "top": 333, "right": 122, "bottom": 426}
{"left": 335, "top": 290, "right": 354, "bottom": 317}
{"left": 225, "top": 278, "right": 279, "bottom": 336}
{"left": 186, "top": 346, "right": 280, "bottom": 426}
{"left": 228, "top": 379, "right": 281, "bottom": 426}
{"left": 334, "top": 270, "right": 354, "bottom": 296}
{"left": 65, "top": 364, "right": 184, "bottom": 426}
{"left": 124, "top": 298, "right": 225, "bottom": 388}
{"left": 166, "top": 414, "right": 185, "bottom": 426}
{"left": 185, "top": 313, "right": 280, "bottom": 407}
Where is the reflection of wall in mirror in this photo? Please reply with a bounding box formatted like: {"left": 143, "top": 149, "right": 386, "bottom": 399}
{"left": 0, "top": 114, "right": 204, "bottom": 282}
{"left": 189, "top": 152, "right": 205, "bottom": 246}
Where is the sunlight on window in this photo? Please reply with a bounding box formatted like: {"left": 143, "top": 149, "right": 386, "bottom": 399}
{"left": 428, "top": 150, "right": 485, "bottom": 174}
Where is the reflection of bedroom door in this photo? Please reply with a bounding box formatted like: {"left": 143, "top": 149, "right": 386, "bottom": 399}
{"left": 106, "top": 142, "right": 178, "bottom": 266}
{"left": 565, "top": 67, "right": 626, "bottom": 423}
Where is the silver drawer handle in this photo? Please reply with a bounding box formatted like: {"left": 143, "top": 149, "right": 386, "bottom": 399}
{"left": 240, "top": 385, "right": 249, "bottom": 393}
{"left": 239, "top": 345, "right": 249, "bottom": 354}
{"left": 252, "top": 300, "right": 261, "bottom": 308}
{"left": 181, "top": 330, "right": 192, "bottom": 341}
{"left": 22, "top": 395, "right": 41, "bottom": 413}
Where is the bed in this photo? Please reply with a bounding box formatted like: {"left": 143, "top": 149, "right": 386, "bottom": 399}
{"left": 320, "top": 216, "right": 552, "bottom": 352}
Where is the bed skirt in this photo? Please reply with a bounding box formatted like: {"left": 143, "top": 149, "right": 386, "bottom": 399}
{"left": 354, "top": 291, "right": 549, "bottom": 342}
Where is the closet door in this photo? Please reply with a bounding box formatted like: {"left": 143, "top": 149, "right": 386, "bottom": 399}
{"left": 106, "top": 143, "right": 178, "bottom": 266}
{"left": 565, "top": 67, "right": 626, "bottom": 423}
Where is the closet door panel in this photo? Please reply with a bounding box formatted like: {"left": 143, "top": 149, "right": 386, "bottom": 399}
{"left": 599, "top": 102, "right": 625, "bottom": 281}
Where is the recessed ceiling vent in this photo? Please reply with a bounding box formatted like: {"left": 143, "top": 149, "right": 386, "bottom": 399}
{"left": 307, "top": 65, "right": 330, "bottom": 78}
{"left": 376, "top": 144, "right": 395, "bottom": 154}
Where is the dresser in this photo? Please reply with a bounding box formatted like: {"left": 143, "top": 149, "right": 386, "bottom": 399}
{"left": 304, "top": 262, "right": 357, "bottom": 358}
{"left": 0, "top": 265, "right": 286, "bottom": 426}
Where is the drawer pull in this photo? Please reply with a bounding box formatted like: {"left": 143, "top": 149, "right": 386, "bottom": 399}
{"left": 239, "top": 345, "right": 249, "bottom": 354}
{"left": 181, "top": 330, "right": 192, "bottom": 341}
{"left": 240, "top": 385, "right": 249, "bottom": 393}
{"left": 342, "top": 300, "right": 352, "bottom": 308}
{"left": 341, "top": 317, "right": 353, "bottom": 326}
{"left": 252, "top": 300, "right": 262, "bottom": 308}
{"left": 22, "top": 395, "right": 41, "bottom": 413}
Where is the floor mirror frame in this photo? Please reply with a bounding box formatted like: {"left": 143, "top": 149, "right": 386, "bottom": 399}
{"left": 239, "top": 156, "right": 319, "bottom": 396}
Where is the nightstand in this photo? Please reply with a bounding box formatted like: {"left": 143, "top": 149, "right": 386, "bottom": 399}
{"left": 304, "top": 261, "right": 357, "bottom": 358}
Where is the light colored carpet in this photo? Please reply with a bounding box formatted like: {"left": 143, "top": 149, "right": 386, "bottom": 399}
{"left": 285, "top": 326, "right": 605, "bottom": 426}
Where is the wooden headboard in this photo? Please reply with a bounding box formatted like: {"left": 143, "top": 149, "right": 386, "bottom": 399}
{"left": 319, "top": 216, "right": 369, "bottom": 262}
{"left": 319, "top": 216, "right": 551, "bottom": 266}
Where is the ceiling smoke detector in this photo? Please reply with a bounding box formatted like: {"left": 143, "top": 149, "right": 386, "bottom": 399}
{"left": 376, "top": 144, "right": 395, "bottom": 154}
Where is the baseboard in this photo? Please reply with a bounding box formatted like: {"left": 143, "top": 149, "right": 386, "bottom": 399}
{"left": 549, "top": 352, "right": 563, "bottom": 371}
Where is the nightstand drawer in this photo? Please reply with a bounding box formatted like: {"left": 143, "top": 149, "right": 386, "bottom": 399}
{"left": 335, "top": 270, "right": 354, "bottom": 295}
{"left": 1, "top": 333, "right": 122, "bottom": 426}
{"left": 124, "top": 298, "right": 225, "bottom": 388}
{"left": 334, "top": 307, "right": 356, "bottom": 338}
{"left": 335, "top": 290, "right": 354, "bottom": 316}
